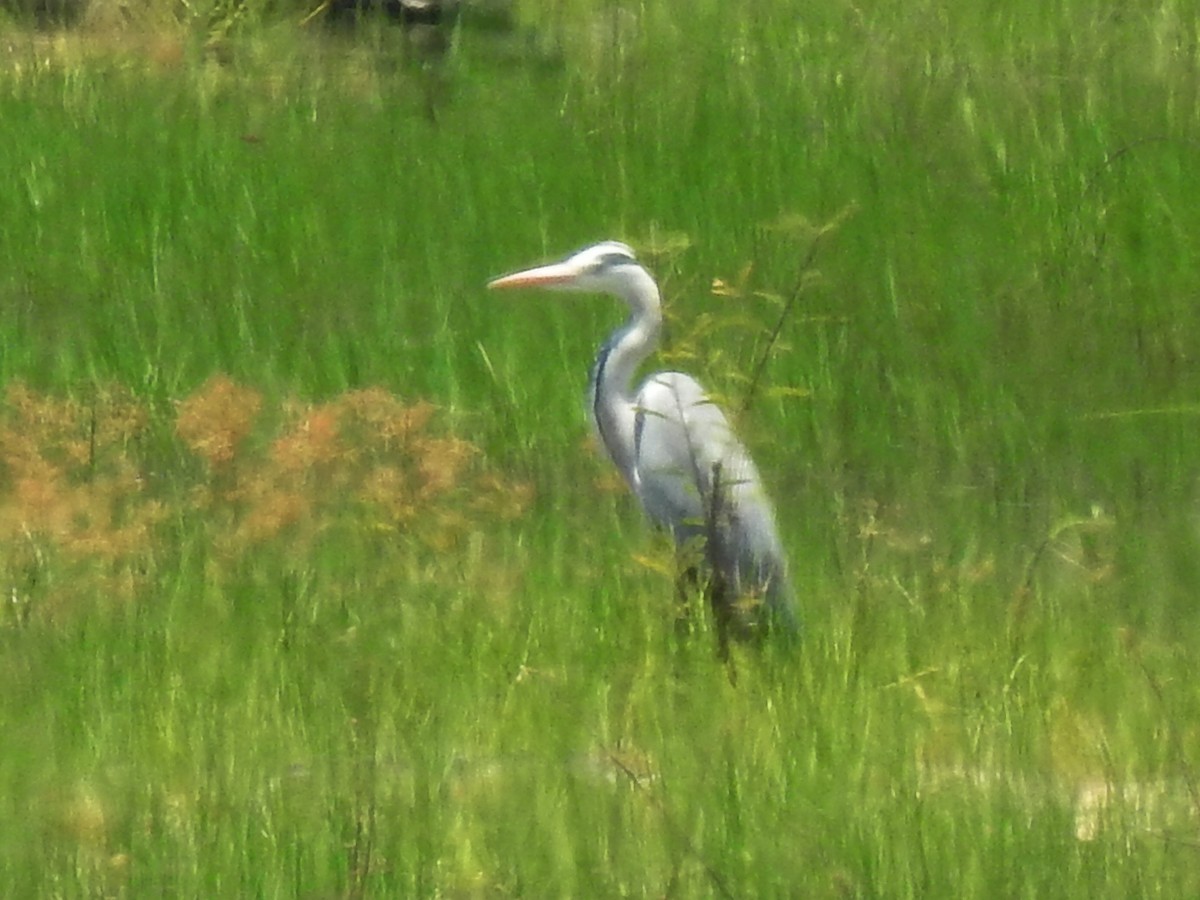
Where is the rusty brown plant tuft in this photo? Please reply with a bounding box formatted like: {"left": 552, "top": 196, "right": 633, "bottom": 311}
{"left": 0, "top": 377, "right": 531, "bottom": 623}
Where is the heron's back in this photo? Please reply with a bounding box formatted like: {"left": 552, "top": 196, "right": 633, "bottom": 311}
{"left": 631, "top": 372, "right": 797, "bottom": 630}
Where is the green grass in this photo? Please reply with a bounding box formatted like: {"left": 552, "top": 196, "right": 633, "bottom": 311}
{"left": 2, "top": 1, "right": 1200, "bottom": 895}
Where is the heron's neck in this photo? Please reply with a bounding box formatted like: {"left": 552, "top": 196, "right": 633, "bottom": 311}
{"left": 588, "top": 286, "right": 662, "bottom": 488}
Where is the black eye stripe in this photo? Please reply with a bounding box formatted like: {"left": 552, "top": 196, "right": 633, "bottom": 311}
{"left": 598, "top": 251, "right": 635, "bottom": 266}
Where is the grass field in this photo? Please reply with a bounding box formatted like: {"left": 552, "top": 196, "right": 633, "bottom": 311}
{"left": 2, "top": 1, "right": 1200, "bottom": 895}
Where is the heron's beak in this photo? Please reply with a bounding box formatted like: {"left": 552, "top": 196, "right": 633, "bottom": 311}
{"left": 487, "top": 261, "right": 581, "bottom": 290}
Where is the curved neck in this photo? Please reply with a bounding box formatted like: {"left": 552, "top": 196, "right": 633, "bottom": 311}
{"left": 587, "top": 269, "right": 663, "bottom": 487}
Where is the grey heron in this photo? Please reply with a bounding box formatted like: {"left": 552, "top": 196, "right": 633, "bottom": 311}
{"left": 489, "top": 241, "right": 798, "bottom": 650}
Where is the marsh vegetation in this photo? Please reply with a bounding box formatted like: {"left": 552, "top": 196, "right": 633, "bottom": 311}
{"left": 1, "top": 0, "right": 1199, "bottom": 895}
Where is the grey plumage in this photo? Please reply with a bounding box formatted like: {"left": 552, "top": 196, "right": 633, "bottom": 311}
{"left": 490, "top": 241, "right": 798, "bottom": 643}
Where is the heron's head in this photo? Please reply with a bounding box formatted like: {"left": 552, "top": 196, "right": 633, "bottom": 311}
{"left": 488, "top": 241, "right": 650, "bottom": 298}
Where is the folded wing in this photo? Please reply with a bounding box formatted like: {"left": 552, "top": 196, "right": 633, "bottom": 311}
{"left": 631, "top": 372, "right": 797, "bottom": 629}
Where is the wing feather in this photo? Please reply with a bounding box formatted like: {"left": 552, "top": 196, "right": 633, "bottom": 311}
{"left": 632, "top": 372, "right": 795, "bottom": 626}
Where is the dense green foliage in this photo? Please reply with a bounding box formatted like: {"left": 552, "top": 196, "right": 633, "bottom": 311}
{"left": 2, "top": 1, "right": 1199, "bottom": 895}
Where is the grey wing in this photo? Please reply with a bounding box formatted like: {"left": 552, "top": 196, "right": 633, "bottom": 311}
{"left": 631, "top": 372, "right": 796, "bottom": 625}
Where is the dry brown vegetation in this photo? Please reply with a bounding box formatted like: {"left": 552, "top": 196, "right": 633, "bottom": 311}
{"left": 0, "top": 375, "right": 531, "bottom": 622}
